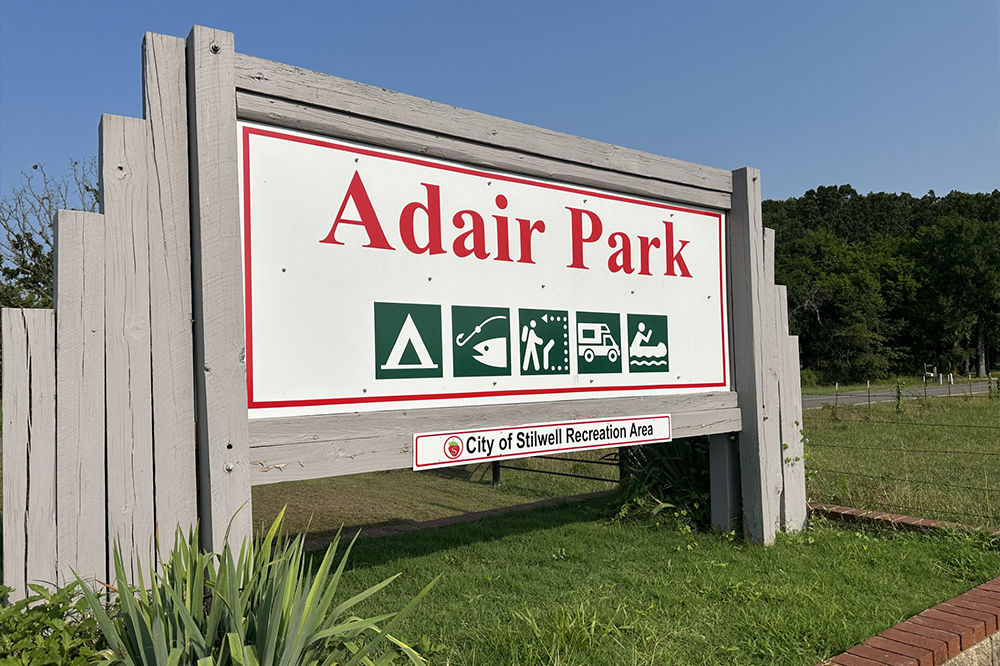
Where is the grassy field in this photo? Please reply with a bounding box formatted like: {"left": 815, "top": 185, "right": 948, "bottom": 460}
{"left": 804, "top": 395, "right": 1000, "bottom": 528}
{"left": 333, "top": 496, "right": 1000, "bottom": 665}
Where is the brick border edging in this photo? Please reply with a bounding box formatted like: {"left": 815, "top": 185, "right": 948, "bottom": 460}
{"left": 813, "top": 503, "right": 1000, "bottom": 665}
{"left": 809, "top": 502, "right": 1000, "bottom": 537}
{"left": 301, "top": 490, "right": 616, "bottom": 552}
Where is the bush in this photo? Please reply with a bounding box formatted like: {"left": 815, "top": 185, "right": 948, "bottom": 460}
{"left": 799, "top": 368, "right": 821, "bottom": 387}
{"left": 0, "top": 581, "right": 110, "bottom": 665}
{"left": 615, "top": 438, "right": 712, "bottom": 529}
{"left": 80, "top": 509, "right": 437, "bottom": 666}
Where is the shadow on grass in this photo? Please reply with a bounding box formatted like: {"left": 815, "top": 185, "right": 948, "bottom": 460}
{"left": 332, "top": 494, "right": 617, "bottom": 571}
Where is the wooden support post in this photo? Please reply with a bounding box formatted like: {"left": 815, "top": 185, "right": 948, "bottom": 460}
{"left": 2, "top": 309, "right": 56, "bottom": 601}
{"left": 100, "top": 114, "right": 156, "bottom": 580}
{"left": 142, "top": 32, "right": 199, "bottom": 555}
{"left": 492, "top": 461, "right": 501, "bottom": 486}
{"left": 187, "top": 26, "right": 253, "bottom": 550}
{"left": 728, "top": 168, "right": 780, "bottom": 545}
{"left": 54, "top": 210, "right": 107, "bottom": 587}
{"left": 709, "top": 433, "right": 740, "bottom": 532}
{"left": 776, "top": 285, "right": 806, "bottom": 532}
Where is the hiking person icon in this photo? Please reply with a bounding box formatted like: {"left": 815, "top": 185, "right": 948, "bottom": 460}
{"left": 521, "top": 320, "right": 545, "bottom": 371}
{"left": 518, "top": 309, "right": 569, "bottom": 375}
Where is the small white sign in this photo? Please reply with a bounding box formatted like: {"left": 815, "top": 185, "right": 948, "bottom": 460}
{"left": 413, "top": 414, "right": 671, "bottom": 470}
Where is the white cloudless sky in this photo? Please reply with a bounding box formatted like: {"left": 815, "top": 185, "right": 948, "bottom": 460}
{"left": 1, "top": 1, "right": 997, "bottom": 201}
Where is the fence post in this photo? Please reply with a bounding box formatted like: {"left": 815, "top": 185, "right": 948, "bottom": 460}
{"left": 729, "top": 168, "right": 781, "bottom": 545}
{"left": 54, "top": 211, "right": 107, "bottom": 587}
{"left": 100, "top": 114, "right": 156, "bottom": 581}
{"left": 187, "top": 26, "right": 253, "bottom": 550}
{"left": 142, "top": 32, "right": 199, "bottom": 555}
{"left": 2, "top": 309, "right": 56, "bottom": 601}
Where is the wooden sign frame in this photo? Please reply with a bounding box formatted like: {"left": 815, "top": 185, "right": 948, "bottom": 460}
{"left": 185, "top": 26, "right": 801, "bottom": 549}
{"left": 1, "top": 24, "right": 803, "bottom": 600}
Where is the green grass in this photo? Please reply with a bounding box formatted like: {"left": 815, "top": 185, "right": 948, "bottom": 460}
{"left": 333, "top": 496, "right": 1000, "bottom": 665}
{"left": 252, "top": 451, "right": 620, "bottom": 539}
{"left": 805, "top": 395, "right": 1000, "bottom": 528}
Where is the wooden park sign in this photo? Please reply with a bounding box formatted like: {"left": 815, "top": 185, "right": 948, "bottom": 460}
{"left": 1, "top": 25, "right": 804, "bottom": 600}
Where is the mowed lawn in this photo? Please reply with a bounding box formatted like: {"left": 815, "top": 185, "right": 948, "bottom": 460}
{"left": 335, "top": 497, "right": 1000, "bottom": 665}
{"left": 247, "top": 400, "right": 1000, "bottom": 665}
{"left": 804, "top": 395, "right": 1000, "bottom": 529}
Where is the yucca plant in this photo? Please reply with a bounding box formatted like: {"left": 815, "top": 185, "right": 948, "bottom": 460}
{"left": 78, "top": 509, "right": 436, "bottom": 666}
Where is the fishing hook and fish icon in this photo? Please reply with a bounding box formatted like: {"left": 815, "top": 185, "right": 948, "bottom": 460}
{"left": 455, "top": 315, "right": 508, "bottom": 368}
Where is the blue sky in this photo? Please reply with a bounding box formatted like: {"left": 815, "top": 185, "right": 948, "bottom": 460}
{"left": 1, "top": 1, "right": 997, "bottom": 202}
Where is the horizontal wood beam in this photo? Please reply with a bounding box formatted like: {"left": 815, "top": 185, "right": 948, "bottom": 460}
{"left": 237, "top": 93, "right": 731, "bottom": 211}
{"left": 247, "top": 392, "right": 740, "bottom": 486}
{"left": 233, "top": 53, "right": 733, "bottom": 196}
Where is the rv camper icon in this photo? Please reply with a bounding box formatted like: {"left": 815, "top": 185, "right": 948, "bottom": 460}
{"left": 577, "top": 322, "right": 620, "bottom": 364}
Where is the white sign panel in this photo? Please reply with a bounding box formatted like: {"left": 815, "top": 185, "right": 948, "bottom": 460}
{"left": 414, "top": 414, "right": 672, "bottom": 470}
{"left": 238, "top": 122, "right": 728, "bottom": 418}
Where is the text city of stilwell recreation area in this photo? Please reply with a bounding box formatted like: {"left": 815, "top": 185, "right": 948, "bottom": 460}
{"left": 463, "top": 422, "right": 655, "bottom": 456}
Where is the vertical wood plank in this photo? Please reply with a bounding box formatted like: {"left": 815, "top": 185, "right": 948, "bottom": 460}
{"left": 761, "top": 229, "right": 784, "bottom": 525}
{"left": 25, "top": 309, "right": 57, "bottom": 588}
{"left": 781, "top": 323, "right": 807, "bottom": 532}
{"left": 143, "top": 32, "right": 198, "bottom": 554}
{"left": 54, "top": 211, "right": 107, "bottom": 586}
{"left": 100, "top": 114, "right": 155, "bottom": 578}
{"left": 186, "top": 26, "right": 253, "bottom": 550}
{"left": 3, "top": 309, "right": 30, "bottom": 600}
{"left": 728, "top": 168, "right": 779, "bottom": 545}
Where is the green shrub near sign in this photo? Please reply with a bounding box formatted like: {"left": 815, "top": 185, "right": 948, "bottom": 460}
{"left": 0, "top": 581, "right": 109, "bottom": 665}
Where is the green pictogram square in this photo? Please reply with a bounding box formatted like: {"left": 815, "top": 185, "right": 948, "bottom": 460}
{"left": 452, "top": 305, "right": 511, "bottom": 377}
{"left": 576, "top": 312, "right": 623, "bottom": 374}
{"left": 374, "top": 302, "right": 442, "bottom": 379}
{"left": 627, "top": 313, "right": 669, "bottom": 373}
{"left": 518, "top": 308, "right": 570, "bottom": 375}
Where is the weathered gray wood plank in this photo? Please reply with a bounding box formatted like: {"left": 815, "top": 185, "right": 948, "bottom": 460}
{"left": 780, "top": 311, "right": 807, "bottom": 532}
{"left": 187, "top": 26, "right": 253, "bottom": 549}
{"left": 236, "top": 94, "right": 731, "bottom": 212}
{"left": 143, "top": 32, "right": 198, "bottom": 553}
{"left": 249, "top": 407, "right": 742, "bottom": 486}
{"left": 2, "top": 309, "right": 29, "bottom": 599}
{"left": 761, "top": 229, "right": 784, "bottom": 527}
{"left": 1, "top": 309, "right": 57, "bottom": 599}
{"left": 250, "top": 391, "right": 737, "bottom": 448}
{"left": 233, "top": 54, "right": 733, "bottom": 195}
{"left": 25, "top": 309, "right": 57, "bottom": 589}
{"left": 729, "top": 168, "right": 779, "bottom": 545}
{"left": 100, "top": 114, "right": 155, "bottom": 578}
{"left": 247, "top": 394, "right": 740, "bottom": 485}
{"left": 54, "top": 210, "right": 107, "bottom": 586}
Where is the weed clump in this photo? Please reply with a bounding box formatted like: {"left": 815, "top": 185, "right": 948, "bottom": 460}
{"left": 613, "top": 437, "right": 712, "bottom": 531}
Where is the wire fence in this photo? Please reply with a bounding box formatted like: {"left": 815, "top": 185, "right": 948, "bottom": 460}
{"left": 803, "top": 388, "right": 1000, "bottom": 530}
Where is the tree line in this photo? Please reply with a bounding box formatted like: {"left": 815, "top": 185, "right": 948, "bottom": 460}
{"left": 0, "top": 161, "right": 996, "bottom": 384}
{"left": 764, "top": 185, "right": 1000, "bottom": 383}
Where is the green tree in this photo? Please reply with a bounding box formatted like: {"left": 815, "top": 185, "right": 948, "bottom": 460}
{"left": 0, "top": 159, "right": 98, "bottom": 309}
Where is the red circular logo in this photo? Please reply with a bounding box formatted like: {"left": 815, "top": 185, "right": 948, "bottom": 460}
{"left": 444, "top": 436, "right": 463, "bottom": 460}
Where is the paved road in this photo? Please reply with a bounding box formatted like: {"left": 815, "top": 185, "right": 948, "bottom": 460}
{"left": 803, "top": 381, "right": 990, "bottom": 410}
